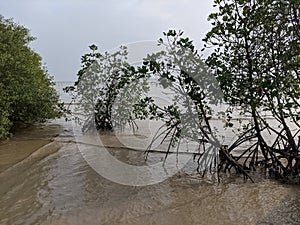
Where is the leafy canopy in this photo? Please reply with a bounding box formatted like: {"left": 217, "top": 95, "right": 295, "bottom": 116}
{"left": 0, "top": 15, "right": 60, "bottom": 138}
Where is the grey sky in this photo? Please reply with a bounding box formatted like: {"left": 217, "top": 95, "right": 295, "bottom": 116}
{"left": 0, "top": 0, "right": 214, "bottom": 81}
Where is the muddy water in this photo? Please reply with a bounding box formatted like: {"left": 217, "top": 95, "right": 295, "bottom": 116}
{"left": 0, "top": 119, "right": 299, "bottom": 225}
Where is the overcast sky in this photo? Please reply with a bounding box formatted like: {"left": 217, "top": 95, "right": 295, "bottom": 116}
{"left": 0, "top": 0, "right": 214, "bottom": 81}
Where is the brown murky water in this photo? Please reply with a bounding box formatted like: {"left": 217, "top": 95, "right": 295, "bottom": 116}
{"left": 0, "top": 119, "right": 299, "bottom": 225}
{"left": 0, "top": 139, "right": 49, "bottom": 173}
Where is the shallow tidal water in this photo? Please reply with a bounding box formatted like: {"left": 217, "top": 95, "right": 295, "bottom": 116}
{"left": 0, "top": 119, "right": 299, "bottom": 225}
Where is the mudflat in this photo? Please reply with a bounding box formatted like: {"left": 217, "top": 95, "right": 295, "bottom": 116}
{"left": 0, "top": 139, "right": 50, "bottom": 173}
{"left": 0, "top": 121, "right": 64, "bottom": 173}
